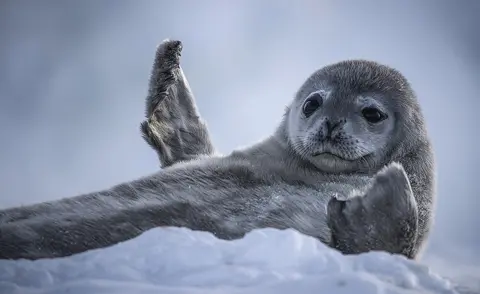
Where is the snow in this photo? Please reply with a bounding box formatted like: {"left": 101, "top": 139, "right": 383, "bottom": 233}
{"left": 0, "top": 227, "right": 459, "bottom": 294}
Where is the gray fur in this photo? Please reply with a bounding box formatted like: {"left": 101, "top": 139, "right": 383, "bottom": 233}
{"left": 0, "top": 42, "right": 435, "bottom": 261}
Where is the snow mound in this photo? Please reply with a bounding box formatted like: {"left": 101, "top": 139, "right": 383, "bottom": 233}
{"left": 0, "top": 227, "right": 458, "bottom": 294}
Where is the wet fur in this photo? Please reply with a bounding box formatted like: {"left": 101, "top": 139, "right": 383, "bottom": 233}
{"left": 0, "top": 40, "right": 435, "bottom": 261}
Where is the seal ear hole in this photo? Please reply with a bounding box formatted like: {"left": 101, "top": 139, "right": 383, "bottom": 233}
{"left": 362, "top": 107, "right": 387, "bottom": 123}
{"left": 302, "top": 93, "right": 323, "bottom": 117}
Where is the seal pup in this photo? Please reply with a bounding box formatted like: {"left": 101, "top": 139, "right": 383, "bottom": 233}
{"left": 0, "top": 42, "right": 435, "bottom": 261}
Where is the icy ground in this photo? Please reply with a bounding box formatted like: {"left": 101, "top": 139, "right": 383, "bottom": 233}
{"left": 0, "top": 228, "right": 462, "bottom": 294}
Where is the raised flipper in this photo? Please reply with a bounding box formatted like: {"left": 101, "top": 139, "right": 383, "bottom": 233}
{"left": 140, "top": 40, "right": 215, "bottom": 168}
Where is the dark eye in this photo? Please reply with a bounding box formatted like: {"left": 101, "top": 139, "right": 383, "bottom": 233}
{"left": 362, "top": 107, "right": 387, "bottom": 123}
{"left": 302, "top": 93, "right": 323, "bottom": 117}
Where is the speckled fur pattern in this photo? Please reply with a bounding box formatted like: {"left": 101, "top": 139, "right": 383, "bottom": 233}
{"left": 0, "top": 41, "right": 435, "bottom": 261}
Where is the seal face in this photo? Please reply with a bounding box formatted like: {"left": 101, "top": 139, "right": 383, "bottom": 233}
{"left": 286, "top": 60, "right": 416, "bottom": 174}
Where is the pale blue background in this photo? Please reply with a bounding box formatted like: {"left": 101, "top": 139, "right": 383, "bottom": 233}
{"left": 0, "top": 0, "right": 478, "bottom": 289}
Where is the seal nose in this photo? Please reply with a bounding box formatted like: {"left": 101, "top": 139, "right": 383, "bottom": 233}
{"left": 319, "top": 118, "right": 346, "bottom": 140}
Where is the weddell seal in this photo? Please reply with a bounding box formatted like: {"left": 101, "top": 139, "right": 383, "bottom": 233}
{"left": 0, "top": 40, "right": 435, "bottom": 261}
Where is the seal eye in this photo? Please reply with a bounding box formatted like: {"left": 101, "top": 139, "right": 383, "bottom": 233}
{"left": 302, "top": 93, "right": 323, "bottom": 117}
{"left": 362, "top": 107, "right": 387, "bottom": 123}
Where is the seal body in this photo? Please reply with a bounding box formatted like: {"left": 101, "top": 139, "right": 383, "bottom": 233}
{"left": 0, "top": 41, "right": 435, "bottom": 261}
{"left": 0, "top": 139, "right": 371, "bottom": 259}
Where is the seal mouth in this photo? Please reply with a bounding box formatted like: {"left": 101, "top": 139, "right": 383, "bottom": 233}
{"left": 312, "top": 151, "right": 373, "bottom": 163}
{"left": 312, "top": 151, "right": 361, "bottom": 162}
{"left": 312, "top": 151, "right": 345, "bottom": 159}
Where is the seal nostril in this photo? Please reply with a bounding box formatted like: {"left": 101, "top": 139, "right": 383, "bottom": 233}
{"left": 325, "top": 120, "right": 331, "bottom": 131}
{"left": 332, "top": 120, "right": 345, "bottom": 130}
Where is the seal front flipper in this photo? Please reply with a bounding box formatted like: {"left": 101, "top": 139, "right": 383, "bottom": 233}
{"left": 327, "top": 162, "right": 419, "bottom": 259}
{"left": 140, "top": 39, "right": 215, "bottom": 168}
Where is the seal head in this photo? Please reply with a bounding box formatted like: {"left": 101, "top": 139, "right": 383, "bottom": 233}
{"left": 284, "top": 60, "right": 428, "bottom": 174}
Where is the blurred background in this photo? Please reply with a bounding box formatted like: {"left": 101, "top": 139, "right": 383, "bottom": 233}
{"left": 0, "top": 0, "right": 478, "bottom": 290}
